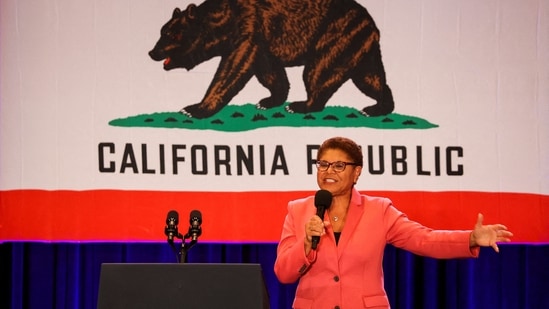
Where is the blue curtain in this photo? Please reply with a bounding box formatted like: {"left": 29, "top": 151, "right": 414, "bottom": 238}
{"left": 1, "top": 242, "right": 548, "bottom": 309}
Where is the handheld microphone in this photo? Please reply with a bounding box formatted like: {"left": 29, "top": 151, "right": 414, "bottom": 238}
{"left": 164, "top": 210, "right": 179, "bottom": 243}
{"left": 311, "top": 189, "right": 332, "bottom": 250}
{"left": 188, "top": 210, "right": 202, "bottom": 241}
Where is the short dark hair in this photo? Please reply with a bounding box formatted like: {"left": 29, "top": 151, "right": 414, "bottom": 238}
{"left": 317, "top": 137, "right": 363, "bottom": 167}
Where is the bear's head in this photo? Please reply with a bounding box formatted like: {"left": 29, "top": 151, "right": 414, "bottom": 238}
{"left": 149, "top": 2, "right": 234, "bottom": 71}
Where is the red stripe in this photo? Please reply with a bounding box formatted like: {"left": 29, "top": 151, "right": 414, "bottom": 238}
{"left": 1, "top": 190, "right": 548, "bottom": 242}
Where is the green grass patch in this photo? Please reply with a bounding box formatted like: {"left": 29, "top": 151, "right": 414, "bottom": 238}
{"left": 109, "top": 103, "right": 438, "bottom": 132}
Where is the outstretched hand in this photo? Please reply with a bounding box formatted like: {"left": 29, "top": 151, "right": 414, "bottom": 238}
{"left": 470, "top": 213, "right": 513, "bottom": 252}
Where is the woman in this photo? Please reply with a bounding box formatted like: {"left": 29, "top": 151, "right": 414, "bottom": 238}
{"left": 274, "top": 137, "right": 513, "bottom": 309}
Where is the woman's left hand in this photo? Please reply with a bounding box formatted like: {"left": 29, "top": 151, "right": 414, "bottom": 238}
{"left": 470, "top": 213, "right": 513, "bottom": 252}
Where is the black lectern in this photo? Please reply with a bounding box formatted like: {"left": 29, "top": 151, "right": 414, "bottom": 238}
{"left": 96, "top": 263, "right": 270, "bottom": 309}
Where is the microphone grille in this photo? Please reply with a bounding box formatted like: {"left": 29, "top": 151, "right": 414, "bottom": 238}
{"left": 190, "top": 210, "right": 202, "bottom": 223}
{"left": 314, "top": 190, "right": 333, "bottom": 208}
{"left": 167, "top": 210, "right": 179, "bottom": 224}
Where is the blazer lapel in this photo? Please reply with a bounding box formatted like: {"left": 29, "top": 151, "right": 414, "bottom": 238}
{"left": 336, "top": 189, "right": 364, "bottom": 259}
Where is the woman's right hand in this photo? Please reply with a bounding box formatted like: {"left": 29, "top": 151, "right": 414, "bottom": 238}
{"left": 304, "top": 215, "right": 326, "bottom": 254}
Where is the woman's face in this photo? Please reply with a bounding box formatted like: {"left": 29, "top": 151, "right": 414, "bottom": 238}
{"left": 316, "top": 148, "right": 362, "bottom": 197}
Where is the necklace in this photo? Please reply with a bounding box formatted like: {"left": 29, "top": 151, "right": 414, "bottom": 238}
{"left": 333, "top": 216, "right": 339, "bottom": 222}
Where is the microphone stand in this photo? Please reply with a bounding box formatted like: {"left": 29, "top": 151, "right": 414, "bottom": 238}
{"left": 165, "top": 221, "right": 201, "bottom": 263}
{"left": 177, "top": 233, "right": 198, "bottom": 264}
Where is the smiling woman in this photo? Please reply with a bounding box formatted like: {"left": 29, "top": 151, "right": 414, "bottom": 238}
{"left": 273, "top": 136, "right": 515, "bottom": 309}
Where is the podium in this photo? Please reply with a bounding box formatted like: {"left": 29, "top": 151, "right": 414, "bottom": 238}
{"left": 96, "top": 263, "right": 270, "bottom": 309}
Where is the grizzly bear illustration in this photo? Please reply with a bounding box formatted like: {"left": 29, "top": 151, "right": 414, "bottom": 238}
{"left": 149, "top": 0, "right": 394, "bottom": 119}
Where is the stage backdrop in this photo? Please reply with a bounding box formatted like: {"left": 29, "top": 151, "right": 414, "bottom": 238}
{"left": 1, "top": 0, "right": 548, "bottom": 243}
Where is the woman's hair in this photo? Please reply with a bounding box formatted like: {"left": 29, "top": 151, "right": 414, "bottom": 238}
{"left": 317, "top": 137, "right": 363, "bottom": 166}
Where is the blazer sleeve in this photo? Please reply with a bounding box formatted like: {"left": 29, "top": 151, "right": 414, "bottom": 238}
{"left": 274, "top": 199, "right": 317, "bottom": 284}
{"left": 383, "top": 199, "right": 479, "bottom": 259}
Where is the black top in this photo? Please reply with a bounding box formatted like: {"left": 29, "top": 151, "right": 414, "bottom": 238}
{"left": 334, "top": 232, "right": 341, "bottom": 245}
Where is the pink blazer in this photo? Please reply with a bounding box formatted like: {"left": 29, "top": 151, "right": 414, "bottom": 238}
{"left": 274, "top": 188, "right": 479, "bottom": 309}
